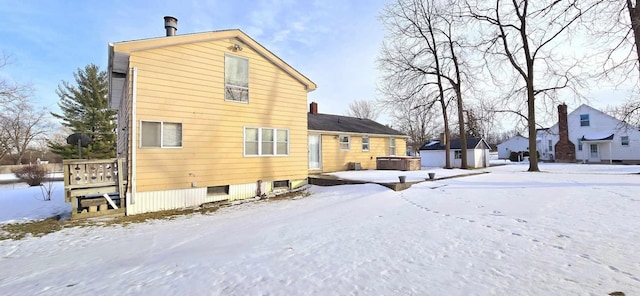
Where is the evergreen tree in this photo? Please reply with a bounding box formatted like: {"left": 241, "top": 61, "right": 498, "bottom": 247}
{"left": 49, "top": 64, "right": 116, "bottom": 159}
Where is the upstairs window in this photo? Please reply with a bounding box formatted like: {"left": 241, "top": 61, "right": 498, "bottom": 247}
{"left": 548, "top": 140, "right": 553, "bottom": 152}
{"left": 389, "top": 137, "right": 396, "bottom": 155}
{"left": 362, "top": 136, "right": 370, "bottom": 151}
{"left": 580, "top": 114, "right": 590, "bottom": 127}
{"left": 621, "top": 136, "right": 630, "bottom": 146}
{"left": 225, "top": 54, "right": 249, "bottom": 102}
{"left": 140, "top": 121, "right": 182, "bottom": 148}
{"left": 339, "top": 135, "right": 350, "bottom": 150}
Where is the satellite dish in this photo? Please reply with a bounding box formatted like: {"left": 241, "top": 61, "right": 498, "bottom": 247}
{"left": 66, "top": 133, "right": 92, "bottom": 158}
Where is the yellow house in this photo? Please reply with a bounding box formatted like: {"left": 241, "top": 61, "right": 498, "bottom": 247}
{"left": 108, "top": 18, "right": 316, "bottom": 215}
{"left": 307, "top": 102, "right": 408, "bottom": 173}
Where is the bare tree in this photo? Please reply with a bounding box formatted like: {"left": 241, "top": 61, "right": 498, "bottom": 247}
{"left": 465, "top": 0, "right": 599, "bottom": 171}
{"left": 380, "top": 0, "right": 474, "bottom": 168}
{"left": 0, "top": 95, "right": 50, "bottom": 164}
{"left": 589, "top": 1, "right": 640, "bottom": 123}
{"left": 0, "top": 53, "right": 36, "bottom": 162}
{"left": 346, "top": 99, "right": 381, "bottom": 120}
{"left": 390, "top": 98, "right": 440, "bottom": 155}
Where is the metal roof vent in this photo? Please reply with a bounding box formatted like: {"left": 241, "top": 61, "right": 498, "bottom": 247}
{"left": 164, "top": 16, "right": 178, "bottom": 36}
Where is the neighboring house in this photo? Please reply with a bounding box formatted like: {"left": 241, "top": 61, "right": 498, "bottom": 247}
{"left": 497, "top": 135, "right": 529, "bottom": 159}
{"left": 537, "top": 104, "right": 640, "bottom": 163}
{"left": 108, "top": 19, "right": 317, "bottom": 215}
{"left": 419, "top": 137, "right": 491, "bottom": 168}
{"left": 307, "top": 102, "right": 407, "bottom": 173}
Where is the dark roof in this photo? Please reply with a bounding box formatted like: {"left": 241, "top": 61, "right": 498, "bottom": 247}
{"left": 581, "top": 134, "right": 614, "bottom": 141}
{"left": 308, "top": 113, "right": 405, "bottom": 136}
{"left": 419, "top": 137, "right": 489, "bottom": 150}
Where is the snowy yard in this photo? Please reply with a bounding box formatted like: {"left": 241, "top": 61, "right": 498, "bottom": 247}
{"left": 1, "top": 163, "right": 639, "bottom": 295}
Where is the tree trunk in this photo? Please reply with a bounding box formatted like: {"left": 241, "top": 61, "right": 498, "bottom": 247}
{"left": 456, "top": 87, "right": 468, "bottom": 169}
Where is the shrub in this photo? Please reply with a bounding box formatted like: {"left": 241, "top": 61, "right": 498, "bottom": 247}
{"left": 509, "top": 151, "right": 521, "bottom": 162}
{"left": 12, "top": 164, "right": 47, "bottom": 186}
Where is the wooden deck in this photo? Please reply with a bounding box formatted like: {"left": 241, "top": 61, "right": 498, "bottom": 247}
{"left": 63, "top": 158, "right": 126, "bottom": 219}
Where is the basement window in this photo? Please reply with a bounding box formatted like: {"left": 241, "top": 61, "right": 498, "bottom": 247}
{"left": 273, "top": 180, "right": 290, "bottom": 189}
{"left": 207, "top": 185, "right": 229, "bottom": 196}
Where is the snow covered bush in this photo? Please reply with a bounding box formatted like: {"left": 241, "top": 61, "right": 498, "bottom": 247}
{"left": 12, "top": 164, "right": 47, "bottom": 186}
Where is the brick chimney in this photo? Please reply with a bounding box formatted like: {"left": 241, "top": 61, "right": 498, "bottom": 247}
{"left": 554, "top": 104, "right": 576, "bottom": 162}
{"left": 310, "top": 102, "right": 318, "bottom": 114}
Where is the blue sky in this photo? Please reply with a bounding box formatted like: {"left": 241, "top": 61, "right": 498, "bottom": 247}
{"left": 0, "top": 0, "right": 387, "bottom": 121}
{"left": 0, "top": 0, "right": 634, "bottom": 130}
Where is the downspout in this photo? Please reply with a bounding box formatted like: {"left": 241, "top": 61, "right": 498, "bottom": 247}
{"left": 609, "top": 141, "right": 612, "bottom": 164}
{"left": 130, "top": 67, "right": 138, "bottom": 207}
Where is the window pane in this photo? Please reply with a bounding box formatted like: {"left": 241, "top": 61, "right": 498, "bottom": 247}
{"left": 225, "top": 86, "right": 248, "bottom": 102}
{"left": 277, "top": 130, "right": 288, "bottom": 155}
{"left": 245, "top": 128, "right": 258, "bottom": 155}
{"left": 277, "top": 143, "right": 288, "bottom": 155}
{"left": 262, "top": 129, "right": 274, "bottom": 141}
{"left": 225, "top": 56, "right": 248, "bottom": 87}
{"left": 245, "top": 128, "right": 258, "bottom": 141}
{"left": 141, "top": 121, "right": 161, "bottom": 147}
{"left": 245, "top": 142, "right": 258, "bottom": 155}
{"left": 262, "top": 129, "right": 274, "bottom": 155}
{"left": 277, "top": 130, "right": 288, "bottom": 142}
{"left": 262, "top": 142, "right": 274, "bottom": 155}
{"left": 163, "top": 123, "right": 182, "bottom": 147}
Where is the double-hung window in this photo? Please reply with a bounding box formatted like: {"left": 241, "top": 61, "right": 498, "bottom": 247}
{"left": 389, "top": 137, "right": 396, "bottom": 155}
{"left": 362, "top": 136, "right": 369, "bottom": 151}
{"left": 621, "top": 136, "right": 630, "bottom": 146}
{"left": 140, "top": 121, "right": 182, "bottom": 148}
{"left": 548, "top": 140, "right": 553, "bottom": 152}
{"left": 339, "top": 135, "right": 350, "bottom": 150}
{"left": 225, "top": 54, "right": 249, "bottom": 102}
{"left": 244, "top": 127, "right": 289, "bottom": 156}
{"left": 580, "top": 114, "right": 590, "bottom": 127}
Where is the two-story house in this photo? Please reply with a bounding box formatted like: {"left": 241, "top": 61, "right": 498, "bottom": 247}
{"left": 537, "top": 104, "right": 640, "bottom": 164}
{"left": 108, "top": 17, "right": 317, "bottom": 215}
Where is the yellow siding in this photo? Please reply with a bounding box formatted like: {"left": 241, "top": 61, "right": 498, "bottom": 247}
{"left": 314, "top": 133, "right": 407, "bottom": 173}
{"left": 115, "top": 36, "right": 309, "bottom": 192}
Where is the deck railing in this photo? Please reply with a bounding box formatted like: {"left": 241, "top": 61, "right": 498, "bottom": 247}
{"left": 63, "top": 158, "right": 125, "bottom": 218}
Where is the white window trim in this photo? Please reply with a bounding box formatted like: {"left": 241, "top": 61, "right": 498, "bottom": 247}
{"left": 339, "top": 135, "right": 350, "bottom": 151}
{"left": 140, "top": 120, "right": 183, "bottom": 149}
{"left": 224, "top": 54, "right": 249, "bottom": 104}
{"left": 389, "top": 137, "right": 396, "bottom": 156}
{"left": 454, "top": 150, "right": 462, "bottom": 159}
{"left": 621, "top": 136, "right": 630, "bottom": 146}
{"left": 243, "top": 127, "right": 290, "bottom": 157}
{"left": 362, "top": 136, "right": 369, "bottom": 151}
{"left": 580, "top": 114, "right": 590, "bottom": 127}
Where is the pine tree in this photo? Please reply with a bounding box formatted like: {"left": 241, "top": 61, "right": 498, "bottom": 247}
{"left": 48, "top": 64, "right": 116, "bottom": 159}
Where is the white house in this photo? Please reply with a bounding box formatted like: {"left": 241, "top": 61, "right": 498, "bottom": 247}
{"left": 497, "top": 135, "right": 529, "bottom": 159}
{"left": 419, "top": 137, "right": 491, "bottom": 168}
{"left": 537, "top": 104, "right": 640, "bottom": 163}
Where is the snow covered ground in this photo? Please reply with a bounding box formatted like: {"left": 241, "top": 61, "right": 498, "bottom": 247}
{"left": 1, "top": 163, "right": 639, "bottom": 295}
